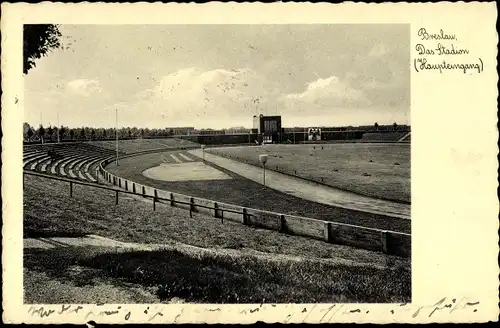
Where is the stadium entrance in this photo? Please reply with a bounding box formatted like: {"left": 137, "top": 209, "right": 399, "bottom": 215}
{"left": 253, "top": 114, "right": 282, "bottom": 144}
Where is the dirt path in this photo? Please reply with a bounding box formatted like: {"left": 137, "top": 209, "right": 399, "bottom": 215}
{"left": 189, "top": 149, "right": 410, "bottom": 219}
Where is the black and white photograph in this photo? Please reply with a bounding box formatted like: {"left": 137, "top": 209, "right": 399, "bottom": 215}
{"left": 22, "top": 23, "right": 411, "bottom": 304}
{"left": 2, "top": 1, "right": 498, "bottom": 325}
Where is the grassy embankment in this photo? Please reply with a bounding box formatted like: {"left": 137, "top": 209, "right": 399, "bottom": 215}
{"left": 24, "top": 174, "right": 411, "bottom": 303}
{"left": 88, "top": 138, "right": 199, "bottom": 154}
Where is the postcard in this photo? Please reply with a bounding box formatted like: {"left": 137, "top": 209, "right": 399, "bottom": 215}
{"left": 1, "top": 1, "right": 498, "bottom": 324}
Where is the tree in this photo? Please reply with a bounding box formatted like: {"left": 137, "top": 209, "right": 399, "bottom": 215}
{"left": 374, "top": 122, "right": 379, "bottom": 130}
{"left": 393, "top": 122, "right": 398, "bottom": 131}
{"left": 27, "top": 128, "right": 34, "bottom": 141}
{"left": 38, "top": 125, "right": 45, "bottom": 141}
{"left": 23, "top": 24, "right": 63, "bottom": 74}
{"left": 46, "top": 126, "right": 54, "bottom": 141}
{"left": 59, "top": 126, "right": 66, "bottom": 141}
{"left": 23, "top": 122, "right": 32, "bottom": 140}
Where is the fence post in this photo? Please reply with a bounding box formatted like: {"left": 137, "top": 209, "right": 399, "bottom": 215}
{"left": 142, "top": 186, "right": 146, "bottom": 198}
{"left": 125, "top": 180, "right": 128, "bottom": 191}
{"left": 242, "top": 208, "right": 248, "bottom": 225}
{"left": 278, "top": 214, "right": 285, "bottom": 233}
{"left": 170, "top": 192, "right": 174, "bottom": 206}
{"left": 189, "top": 197, "right": 195, "bottom": 212}
{"left": 69, "top": 181, "right": 73, "bottom": 198}
{"left": 132, "top": 183, "right": 136, "bottom": 193}
{"left": 153, "top": 189, "right": 157, "bottom": 211}
{"left": 119, "top": 179, "right": 121, "bottom": 188}
{"left": 213, "top": 202, "right": 219, "bottom": 218}
{"left": 381, "top": 230, "right": 388, "bottom": 254}
{"left": 323, "top": 222, "right": 332, "bottom": 242}
{"left": 115, "top": 190, "right": 119, "bottom": 205}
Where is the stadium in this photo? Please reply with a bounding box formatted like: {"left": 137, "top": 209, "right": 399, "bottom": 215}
{"left": 23, "top": 114, "right": 411, "bottom": 304}
{"left": 22, "top": 24, "right": 411, "bottom": 305}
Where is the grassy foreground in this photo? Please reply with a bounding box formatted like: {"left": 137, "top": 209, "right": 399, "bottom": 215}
{"left": 24, "top": 174, "right": 411, "bottom": 303}
{"left": 208, "top": 143, "right": 410, "bottom": 204}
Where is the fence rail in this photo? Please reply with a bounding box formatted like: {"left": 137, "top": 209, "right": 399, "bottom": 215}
{"left": 23, "top": 149, "right": 411, "bottom": 258}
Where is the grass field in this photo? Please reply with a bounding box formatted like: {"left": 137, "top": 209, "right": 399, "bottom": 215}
{"left": 208, "top": 143, "right": 410, "bottom": 204}
{"left": 24, "top": 174, "right": 410, "bottom": 303}
{"left": 88, "top": 138, "right": 199, "bottom": 154}
{"left": 106, "top": 151, "right": 410, "bottom": 233}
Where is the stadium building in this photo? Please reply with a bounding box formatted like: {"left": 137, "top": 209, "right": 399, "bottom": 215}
{"left": 165, "top": 127, "right": 195, "bottom": 136}
{"left": 252, "top": 114, "right": 282, "bottom": 144}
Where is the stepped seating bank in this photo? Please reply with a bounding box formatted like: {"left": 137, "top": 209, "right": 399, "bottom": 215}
{"left": 23, "top": 143, "right": 119, "bottom": 183}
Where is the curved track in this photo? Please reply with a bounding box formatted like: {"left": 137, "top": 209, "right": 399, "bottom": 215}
{"left": 190, "top": 148, "right": 410, "bottom": 220}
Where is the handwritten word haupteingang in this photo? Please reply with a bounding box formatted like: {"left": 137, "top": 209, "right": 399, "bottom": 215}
{"left": 414, "top": 58, "right": 483, "bottom": 74}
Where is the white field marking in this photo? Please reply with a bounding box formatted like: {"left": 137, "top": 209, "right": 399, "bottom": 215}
{"left": 156, "top": 140, "right": 172, "bottom": 148}
{"left": 162, "top": 155, "right": 170, "bottom": 163}
{"left": 50, "top": 164, "right": 57, "bottom": 174}
{"left": 69, "top": 170, "right": 78, "bottom": 178}
{"left": 41, "top": 164, "right": 48, "bottom": 172}
{"left": 78, "top": 171, "right": 86, "bottom": 180}
{"left": 178, "top": 153, "right": 193, "bottom": 162}
{"left": 143, "top": 162, "right": 232, "bottom": 181}
{"left": 170, "top": 154, "right": 182, "bottom": 163}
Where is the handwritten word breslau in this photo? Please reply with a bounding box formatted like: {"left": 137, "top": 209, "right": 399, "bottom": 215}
{"left": 418, "top": 28, "right": 457, "bottom": 41}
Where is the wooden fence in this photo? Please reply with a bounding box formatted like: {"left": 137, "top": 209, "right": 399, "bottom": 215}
{"left": 94, "top": 156, "right": 411, "bottom": 258}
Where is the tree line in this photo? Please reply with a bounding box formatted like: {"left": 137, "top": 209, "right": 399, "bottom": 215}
{"left": 23, "top": 123, "right": 178, "bottom": 143}
{"left": 24, "top": 121, "right": 411, "bottom": 143}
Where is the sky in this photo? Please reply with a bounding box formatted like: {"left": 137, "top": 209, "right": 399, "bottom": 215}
{"left": 24, "top": 24, "right": 410, "bottom": 129}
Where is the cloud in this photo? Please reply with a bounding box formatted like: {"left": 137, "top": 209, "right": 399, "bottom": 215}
{"left": 67, "top": 79, "right": 103, "bottom": 96}
{"left": 281, "top": 75, "right": 370, "bottom": 110}
{"left": 368, "top": 43, "right": 388, "bottom": 57}
{"left": 133, "top": 67, "right": 275, "bottom": 127}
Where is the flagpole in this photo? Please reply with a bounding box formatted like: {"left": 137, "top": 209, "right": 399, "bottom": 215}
{"left": 40, "top": 110, "right": 43, "bottom": 145}
{"left": 116, "top": 108, "right": 119, "bottom": 166}
{"left": 57, "top": 112, "right": 60, "bottom": 143}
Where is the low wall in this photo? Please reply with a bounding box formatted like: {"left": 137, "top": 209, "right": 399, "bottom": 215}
{"left": 99, "top": 152, "right": 411, "bottom": 258}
